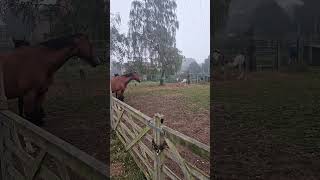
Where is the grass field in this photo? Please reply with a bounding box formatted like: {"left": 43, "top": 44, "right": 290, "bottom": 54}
{"left": 214, "top": 70, "right": 320, "bottom": 179}
{"left": 110, "top": 81, "right": 210, "bottom": 179}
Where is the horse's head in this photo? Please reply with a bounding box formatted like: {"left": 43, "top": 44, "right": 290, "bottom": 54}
{"left": 72, "top": 34, "right": 101, "bottom": 67}
{"left": 131, "top": 72, "right": 141, "bottom": 83}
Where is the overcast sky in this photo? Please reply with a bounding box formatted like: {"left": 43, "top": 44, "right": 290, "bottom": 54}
{"left": 111, "top": 0, "right": 210, "bottom": 64}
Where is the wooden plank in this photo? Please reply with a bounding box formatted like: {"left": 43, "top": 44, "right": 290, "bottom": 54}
{"left": 121, "top": 112, "right": 153, "bottom": 141}
{"left": 164, "top": 137, "right": 193, "bottom": 179}
{"left": 7, "top": 165, "right": 24, "bottom": 180}
{"left": 4, "top": 138, "right": 60, "bottom": 180}
{"left": 118, "top": 125, "right": 154, "bottom": 169}
{"left": 1, "top": 126, "right": 10, "bottom": 180}
{"left": 117, "top": 123, "right": 153, "bottom": 164}
{"left": 27, "top": 150, "right": 47, "bottom": 180}
{"left": 54, "top": 159, "right": 70, "bottom": 180}
{"left": 123, "top": 113, "right": 139, "bottom": 136}
{"left": 163, "top": 126, "right": 209, "bottom": 159}
{"left": 127, "top": 147, "right": 152, "bottom": 180}
{"left": 115, "top": 128, "right": 153, "bottom": 178}
{"left": 114, "top": 109, "right": 124, "bottom": 130}
{"left": 163, "top": 165, "right": 182, "bottom": 180}
{"left": 3, "top": 149, "right": 13, "bottom": 180}
{"left": 125, "top": 126, "right": 151, "bottom": 151}
{"left": 118, "top": 122, "right": 134, "bottom": 145}
{"left": 153, "top": 114, "right": 164, "bottom": 180}
{"left": 185, "top": 162, "right": 209, "bottom": 180}
{"left": 118, "top": 121, "right": 154, "bottom": 160}
{"left": 11, "top": 124, "right": 23, "bottom": 151}
{"left": 0, "top": 110, "right": 108, "bottom": 179}
{"left": 112, "top": 97, "right": 154, "bottom": 125}
{"left": 164, "top": 149, "right": 209, "bottom": 179}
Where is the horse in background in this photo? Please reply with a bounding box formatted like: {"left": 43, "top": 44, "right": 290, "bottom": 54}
{"left": 213, "top": 48, "right": 247, "bottom": 80}
{"left": 225, "top": 53, "right": 246, "bottom": 80}
{"left": 111, "top": 72, "right": 141, "bottom": 101}
{"left": 0, "top": 33, "right": 101, "bottom": 126}
{"left": 179, "top": 79, "right": 188, "bottom": 86}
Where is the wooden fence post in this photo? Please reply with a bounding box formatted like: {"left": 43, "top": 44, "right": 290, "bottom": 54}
{"left": 309, "top": 37, "right": 313, "bottom": 65}
{"left": 153, "top": 113, "right": 164, "bottom": 180}
{"left": 277, "top": 40, "right": 281, "bottom": 71}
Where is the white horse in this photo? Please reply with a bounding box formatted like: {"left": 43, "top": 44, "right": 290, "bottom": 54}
{"left": 179, "top": 79, "right": 187, "bottom": 86}
{"left": 226, "top": 54, "right": 246, "bottom": 80}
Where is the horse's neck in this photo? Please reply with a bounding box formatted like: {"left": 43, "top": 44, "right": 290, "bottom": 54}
{"left": 45, "top": 47, "right": 76, "bottom": 74}
{"left": 123, "top": 77, "right": 133, "bottom": 86}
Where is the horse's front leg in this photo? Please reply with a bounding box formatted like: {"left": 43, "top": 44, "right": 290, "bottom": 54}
{"left": 24, "top": 89, "right": 47, "bottom": 126}
{"left": 119, "top": 90, "right": 125, "bottom": 102}
{"left": 24, "top": 90, "right": 38, "bottom": 124}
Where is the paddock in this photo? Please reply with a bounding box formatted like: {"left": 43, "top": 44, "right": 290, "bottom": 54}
{"left": 110, "top": 81, "right": 210, "bottom": 179}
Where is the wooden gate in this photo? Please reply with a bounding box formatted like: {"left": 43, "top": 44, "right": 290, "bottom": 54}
{"left": 0, "top": 110, "right": 108, "bottom": 180}
{"left": 111, "top": 96, "right": 210, "bottom": 179}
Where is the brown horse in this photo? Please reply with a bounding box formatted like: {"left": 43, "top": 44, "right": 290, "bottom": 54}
{"left": 12, "top": 38, "right": 31, "bottom": 117}
{"left": 0, "top": 33, "right": 101, "bottom": 126}
{"left": 111, "top": 72, "right": 141, "bottom": 101}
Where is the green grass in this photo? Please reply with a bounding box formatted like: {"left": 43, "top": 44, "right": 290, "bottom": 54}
{"left": 214, "top": 70, "right": 320, "bottom": 153}
{"left": 127, "top": 81, "right": 210, "bottom": 111}
{"left": 179, "top": 85, "right": 210, "bottom": 111}
{"left": 110, "top": 133, "right": 145, "bottom": 180}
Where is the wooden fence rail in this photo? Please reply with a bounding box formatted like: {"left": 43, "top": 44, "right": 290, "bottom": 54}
{"left": 0, "top": 110, "right": 108, "bottom": 180}
{"left": 111, "top": 96, "right": 210, "bottom": 180}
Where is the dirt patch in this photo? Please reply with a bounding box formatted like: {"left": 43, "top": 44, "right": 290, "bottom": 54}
{"left": 214, "top": 104, "right": 320, "bottom": 179}
{"left": 213, "top": 71, "right": 320, "bottom": 179}
{"left": 126, "top": 92, "right": 209, "bottom": 145}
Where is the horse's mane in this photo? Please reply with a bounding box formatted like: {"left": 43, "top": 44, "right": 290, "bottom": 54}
{"left": 123, "top": 73, "right": 134, "bottom": 77}
{"left": 38, "top": 33, "right": 86, "bottom": 50}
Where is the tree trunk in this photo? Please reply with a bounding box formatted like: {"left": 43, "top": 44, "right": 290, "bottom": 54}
{"left": 160, "top": 69, "right": 165, "bottom": 86}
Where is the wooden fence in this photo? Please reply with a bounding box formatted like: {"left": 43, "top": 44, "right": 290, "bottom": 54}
{"left": 188, "top": 73, "right": 210, "bottom": 84}
{"left": 111, "top": 96, "right": 210, "bottom": 180}
{"left": 254, "top": 40, "right": 281, "bottom": 71}
{"left": 0, "top": 110, "right": 108, "bottom": 180}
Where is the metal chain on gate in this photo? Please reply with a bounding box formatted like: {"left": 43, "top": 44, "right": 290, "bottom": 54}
{"left": 152, "top": 139, "right": 167, "bottom": 155}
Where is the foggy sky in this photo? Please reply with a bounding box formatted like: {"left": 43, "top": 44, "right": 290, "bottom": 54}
{"left": 110, "top": 0, "right": 210, "bottom": 64}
